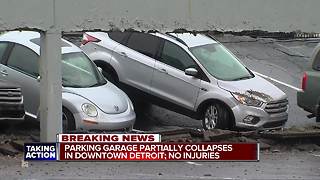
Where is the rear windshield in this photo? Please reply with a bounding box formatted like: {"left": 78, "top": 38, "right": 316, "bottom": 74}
{"left": 108, "top": 32, "right": 130, "bottom": 45}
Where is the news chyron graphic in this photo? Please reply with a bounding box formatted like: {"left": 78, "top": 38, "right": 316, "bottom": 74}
{"left": 24, "top": 143, "right": 56, "bottom": 161}
{"left": 24, "top": 134, "right": 259, "bottom": 161}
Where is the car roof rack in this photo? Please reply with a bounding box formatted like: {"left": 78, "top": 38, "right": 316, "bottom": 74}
{"left": 164, "top": 32, "right": 188, "bottom": 47}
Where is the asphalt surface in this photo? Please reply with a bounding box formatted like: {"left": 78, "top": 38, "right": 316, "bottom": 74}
{"left": 133, "top": 35, "right": 320, "bottom": 130}
{"left": 0, "top": 151, "right": 319, "bottom": 179}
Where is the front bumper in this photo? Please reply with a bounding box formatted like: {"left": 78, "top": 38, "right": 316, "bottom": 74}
{"left": 74, "top": 107, "right": 136, "bottom": 130}
{"left": 0, "top": 103, "right": 25, "bottom": 121}
{"left": 232, "top": 103, "right": 288, "bottom": 130}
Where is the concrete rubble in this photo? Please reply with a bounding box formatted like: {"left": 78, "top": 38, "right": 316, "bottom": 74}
{"left": 1, "top": 124, "right": 320, "bottom": 156}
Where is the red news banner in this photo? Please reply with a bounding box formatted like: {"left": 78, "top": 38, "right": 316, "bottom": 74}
{"left": 57, "top": 134, "right": 259, "bottom": 161}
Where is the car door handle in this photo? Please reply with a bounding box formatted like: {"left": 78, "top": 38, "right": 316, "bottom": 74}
{"left": 0, "top": 70, "right": 8, "bottom": 76}
{"left": 119, "top": 52, "right": 128, "bottom": 57}
{"left": 157, "top": 68, "right": 168, "bottom": 74}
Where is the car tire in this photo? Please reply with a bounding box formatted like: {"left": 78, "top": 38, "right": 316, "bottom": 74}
{"left": 62, "top": 108, "right": 76, "bottom": 132}
{"left": 202, "top": 103, "right": 229, "bottom": 130}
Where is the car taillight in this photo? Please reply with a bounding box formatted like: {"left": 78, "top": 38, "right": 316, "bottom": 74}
{"left": 81, "top": 33, "right": 101, "bottom": 45}
{"left": 302, "top": 72, "right": 308, "bottom": 91}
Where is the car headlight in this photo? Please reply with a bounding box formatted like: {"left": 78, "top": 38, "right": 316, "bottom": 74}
{"left": 231, "top": 92, "right": 264, "bottom": 107}
{"left": 81, "top": 103, "right": 98, "bottom": 117}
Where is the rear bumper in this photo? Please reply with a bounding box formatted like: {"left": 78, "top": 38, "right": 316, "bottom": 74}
{"left": 297, "top": 90, "right": 315, "bottom": 114}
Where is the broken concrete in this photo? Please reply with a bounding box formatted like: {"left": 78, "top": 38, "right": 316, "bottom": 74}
{"left": 1, "top": 118, "right": 320, "bottom": 157}
{"left": 10, "top": 140, "right": 26, "bottom": 152}
{"left": 258, "top": 141, "right": 271, "bottom": 150}
{"left": 203, "top": 129, "right": 237, "bottom": 142}
{"left": 295, "top": 144, "right": 320, "bottom": 152}
{"left": 259, "top": 126, "right": 320, "bottom": 139}
{"left": 0, "top": 144, "right": 19, "bottom": 156}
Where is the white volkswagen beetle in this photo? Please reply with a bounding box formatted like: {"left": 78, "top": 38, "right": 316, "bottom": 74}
{"left": 0, "top": 31, "right": 135, "bottom": 131}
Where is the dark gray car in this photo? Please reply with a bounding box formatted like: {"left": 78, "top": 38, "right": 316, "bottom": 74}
{"left": 297, "top": 44, "right": 320, "bottom": 122}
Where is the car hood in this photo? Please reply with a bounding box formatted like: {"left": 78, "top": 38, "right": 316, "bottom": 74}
{"left": 63, "top": 83, "right": 128, "bottom": 114}
{"left": 217, "top": 75, "right": 287, "bottom": 102}
{"left": 0, "top": 79, "right": 21, "bottom": 89}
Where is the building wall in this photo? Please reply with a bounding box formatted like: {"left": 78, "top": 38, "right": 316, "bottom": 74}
{"left": 0, "top": 0, "right": 319, "bottom": 32}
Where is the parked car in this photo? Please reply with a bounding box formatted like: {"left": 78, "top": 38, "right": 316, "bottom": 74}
{"left": 297, "top": 44, "right": 320, "bottom": 122}
{"left": 81, "top": 31, "right": 288, "bottom": 130}
{"left": 0, "top": 79, "right": 25, "bottom": 121}
{"left": 0, "top": 31, "right": 135, "bottom": 131}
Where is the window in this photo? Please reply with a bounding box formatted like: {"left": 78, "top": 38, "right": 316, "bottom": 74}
{"left": 108, "top": 32, "right": 130, "bottom": 45}
{"left": 160, "top": 41, "right": 196, "bottom": 71}
{"left": 313, "top": 49, "right": 320, "bottom": 71}
{"left": 0, "top": 43, "right": 8, "bottom": 62}
{"left": 126, "top": 33, "right": 160, "bottom": 58}
{"left": 62, "top": 52, "right": 106, "bottom": 88}
{"left": 190, "top": 43, "right": 252, "bottom": 81}
{"left": 7, "top": 44, "right": 39, "bottom": 77}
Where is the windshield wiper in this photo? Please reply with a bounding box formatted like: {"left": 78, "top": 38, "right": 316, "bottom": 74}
{"left": 232, "top": 75, "right": 252, "bottom": 81}
{"left": 89, "top": 82, "right": 101, "bottom": 87}
{"left": 89, "top": 80, "right": 107, "bottom": 87}
{"left": 64, "top": 84, "right": 84, "bottom": 88}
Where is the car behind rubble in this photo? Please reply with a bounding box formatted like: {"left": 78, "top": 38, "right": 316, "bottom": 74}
{"left": 297, "top": 43, "right": 320, "bottom": 122}
{"left": 0, "top": 79, "right": 25, "bottom": 121}
{"left": 81, "top": 31, "right": 289, "bottom": 130}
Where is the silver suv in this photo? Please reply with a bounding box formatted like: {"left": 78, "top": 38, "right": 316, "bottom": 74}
{"left": 81, "top": 32, "right": 288, "bottom": 130}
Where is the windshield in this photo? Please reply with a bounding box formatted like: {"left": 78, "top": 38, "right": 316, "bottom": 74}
{"left": 62, "top": 52, "right": 107, "bottom": 88}
{"left": 190, "top": 43, "right": 253, "bottom": 81}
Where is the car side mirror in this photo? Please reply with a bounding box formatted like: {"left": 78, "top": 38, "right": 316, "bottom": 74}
{"left": 185, "top": 68, "right": 198, "bottom": 77}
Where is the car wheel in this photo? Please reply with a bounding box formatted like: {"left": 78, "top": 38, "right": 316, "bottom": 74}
{"left": 202, "top": 103, "right": 229, "bottom": 130}
{"left": 62, "top": 108, "right": 76, "bottom": 132}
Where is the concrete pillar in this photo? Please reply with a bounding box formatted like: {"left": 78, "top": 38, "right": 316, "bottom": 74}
{"left": 39, "top": 30, "right": 62, "bottom": 142}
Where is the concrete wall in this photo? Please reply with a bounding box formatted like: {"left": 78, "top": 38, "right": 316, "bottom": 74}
{"left": 0, "top": 0, "right": 319, "bottom": 32}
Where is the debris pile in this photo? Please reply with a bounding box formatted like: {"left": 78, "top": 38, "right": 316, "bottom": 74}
{"left": 149, "top": 125, "right": 320, "bottom": 152}
{"left": 1, "top": 123, "right": 320, "bottom": 156}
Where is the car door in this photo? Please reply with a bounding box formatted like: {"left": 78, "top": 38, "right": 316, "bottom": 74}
{"left": 0, "top": 43, "right": 40, "bottom": 118}
{"left": 112, "top": 32, "right": 161, "bottom": 92}
{"left": 151, "top": 40, "right": 201, "bottom": 110}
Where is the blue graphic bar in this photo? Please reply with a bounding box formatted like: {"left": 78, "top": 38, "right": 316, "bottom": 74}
{"left": 24, "top": 143, "right": 57, "bottom": 161}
